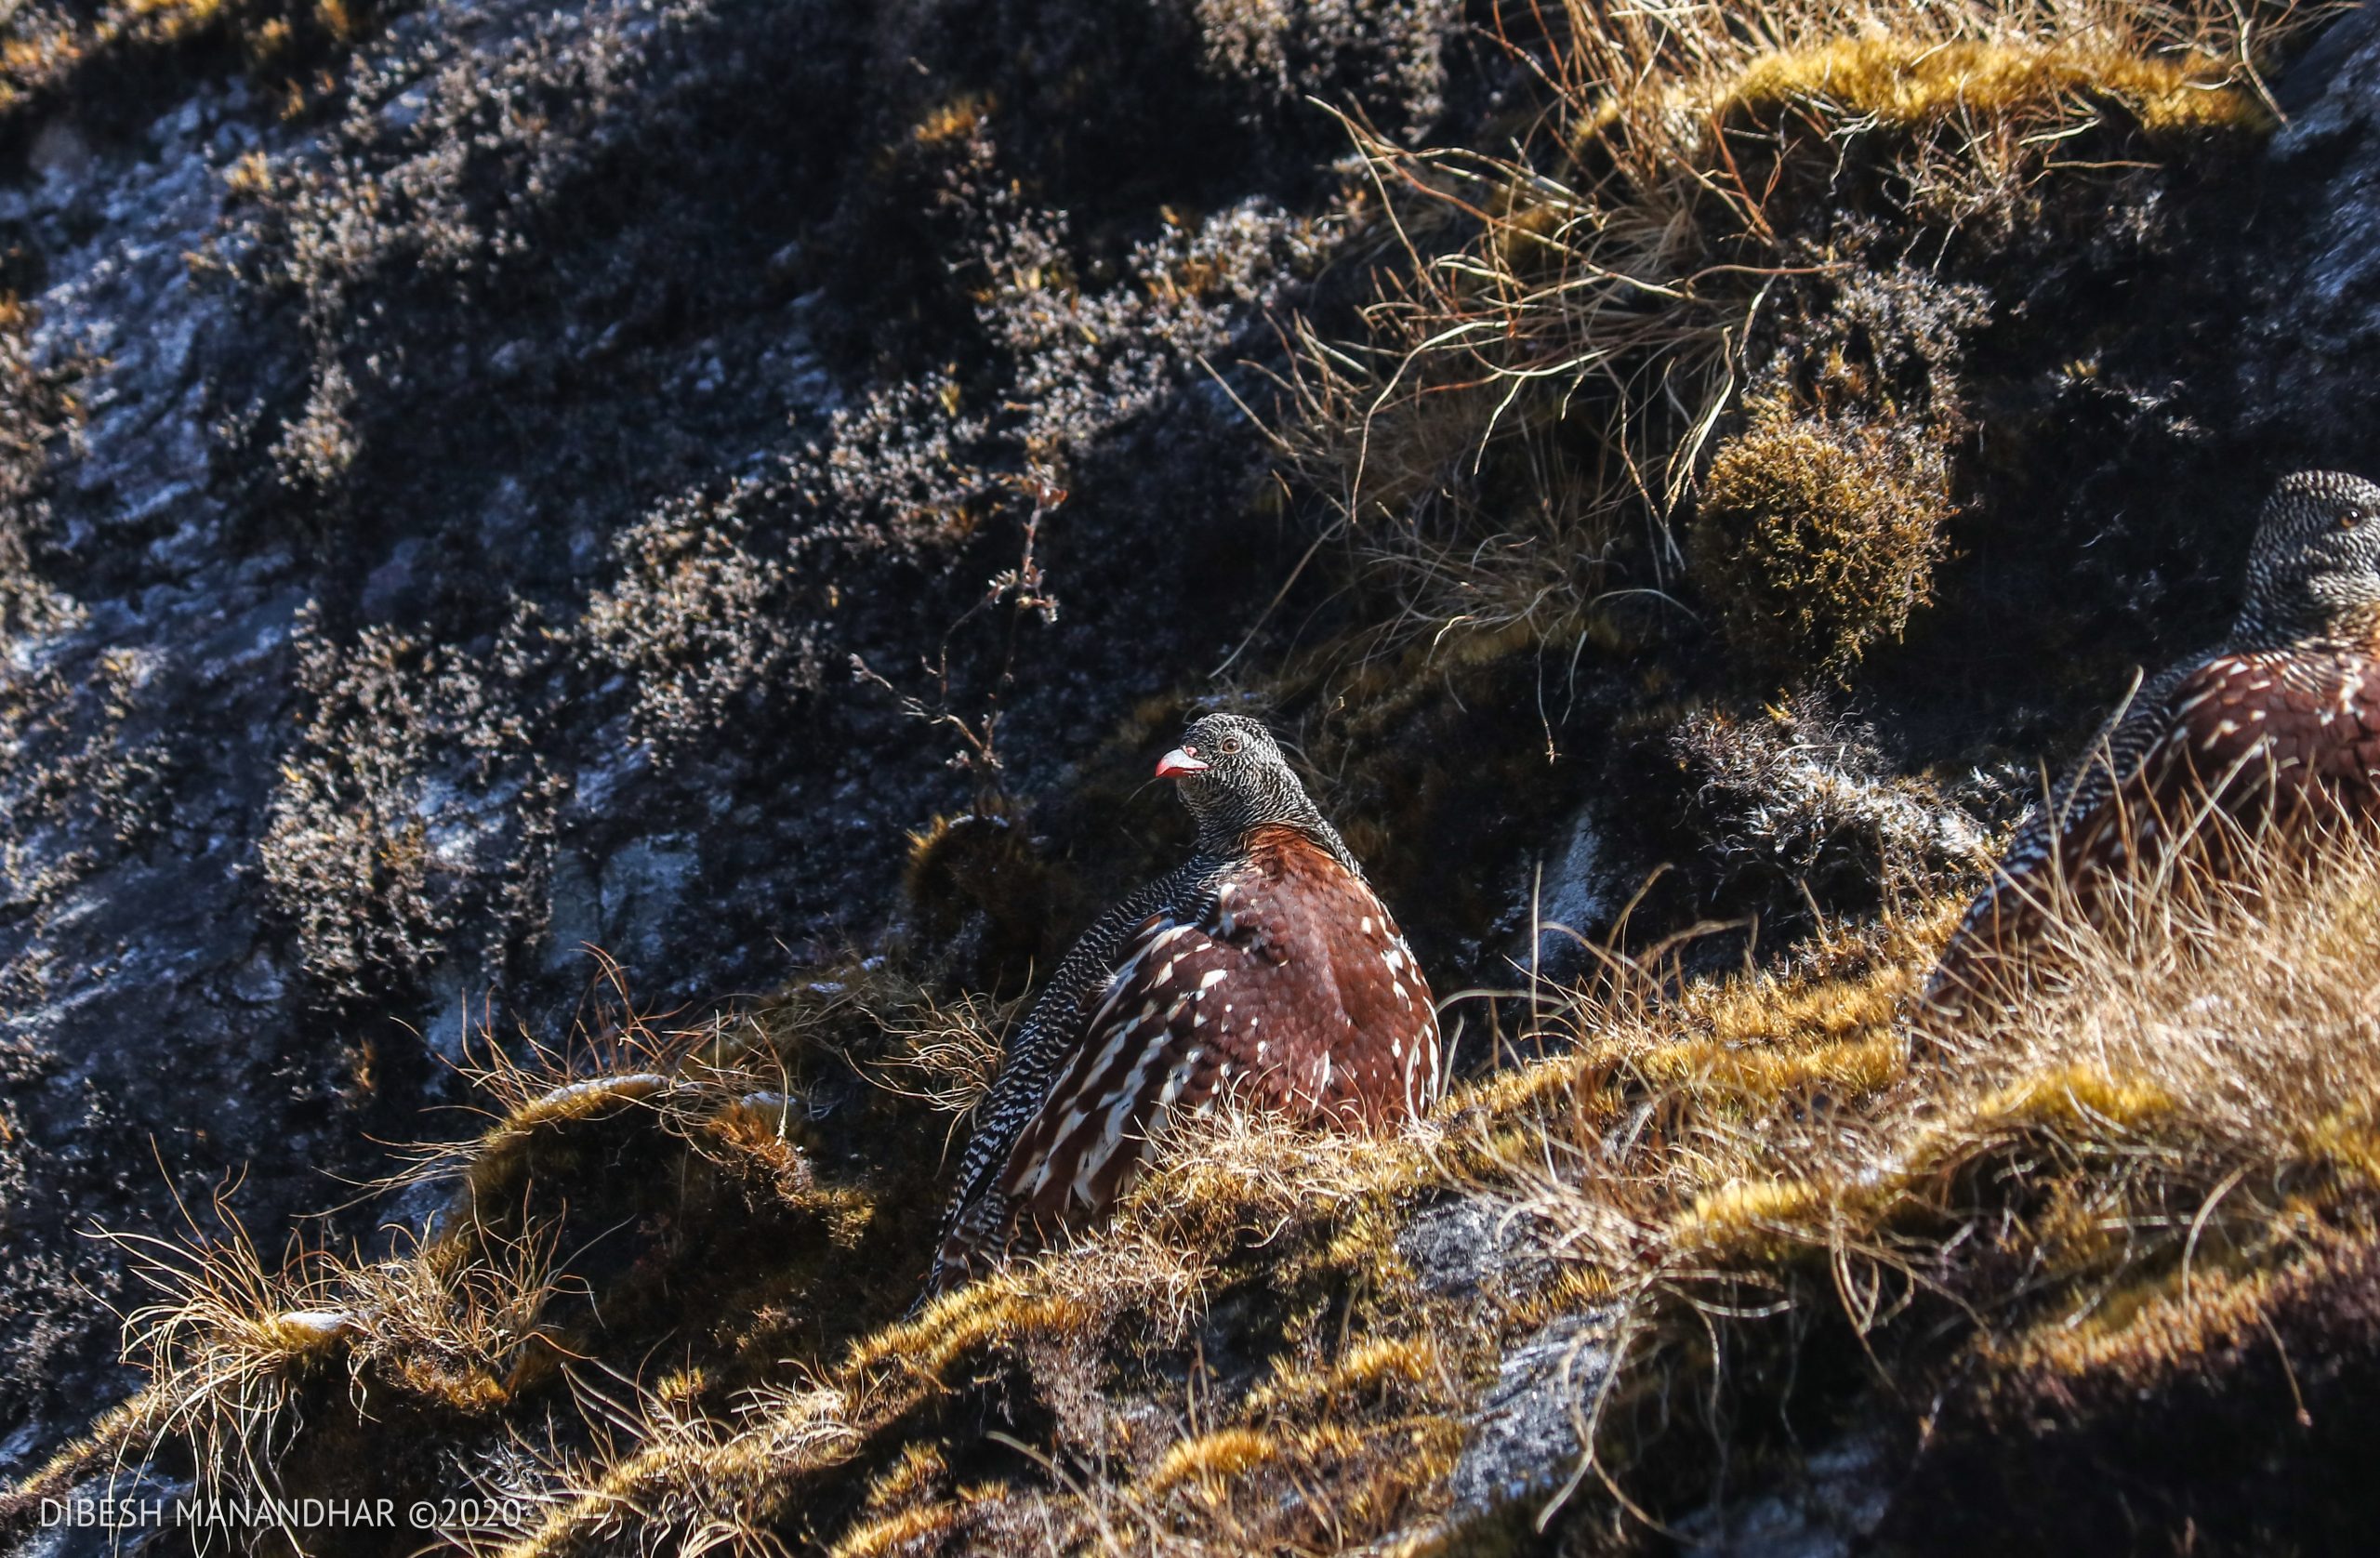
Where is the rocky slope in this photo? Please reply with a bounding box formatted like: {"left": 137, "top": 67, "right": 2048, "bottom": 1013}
{"left": 2, "top": 0, "right": 2378, "bottom": 1552}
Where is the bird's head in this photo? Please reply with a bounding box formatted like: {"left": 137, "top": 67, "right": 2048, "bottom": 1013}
{"left": 1156, "top": 713, "right": 1326, "bottom": 851}
{"left": 2240, "top": 470, "right": 2380, "bottom": 645}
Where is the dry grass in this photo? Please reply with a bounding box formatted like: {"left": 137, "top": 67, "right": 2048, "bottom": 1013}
{"left": 0, "top": 957, "right": 940, "bottom": 1548}
{"left": 0, "top": 1195, "right": 577, "bottom": 1547}
{"left": 1480, "top": 815, "right": 2380, "bottom": 1518}
{"left": 1275, "top": 0, "right": 2288, "bottom": 670}
{"left": 17, "top": 810, "right": 2380, "bottom": 1551}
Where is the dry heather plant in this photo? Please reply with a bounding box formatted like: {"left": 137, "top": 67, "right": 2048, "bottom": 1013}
{"left": 0, "top": 295, "right": 82, "bottom": 643}
{"left": 0, "top": 648, "right": 171, "bottom": 922}
{"left": 579, "top": 121, "right": 1349, "bottom": 759}
{"left": 245, "top": 0, "right": 717, "bottom": 476}
{"left": 1277, "top": 0, "right": 2286, "bottom": 664}
{"left": 1193, "top": 0, "right": 1459, "bottom": 130}
{"left": 581, "top": 485, "right": 825, "bottom": 749}
{"left": 1670, "top": 694, "right": 1992, "bottom": 906}
{"left": 260, "top": 603, "right": 562, "bottom": 997}
{"left": 0, "top": 0, "right": 367, "bottom": 113}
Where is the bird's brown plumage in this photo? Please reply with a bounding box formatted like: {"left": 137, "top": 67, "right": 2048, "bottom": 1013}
{"left": 1925, "top": 471, "right": 2380, "bottom": 1020}
{"left": 927, "top": 715, "right": 1439, "bottom": 1294}
{"left": 998, "top": 825, "right": 1437, "bottom": 1233}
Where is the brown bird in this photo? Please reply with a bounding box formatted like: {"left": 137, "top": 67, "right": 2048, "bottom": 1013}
{"left": 927, "top": 713, "right": 1441, "bottom": 1294}
{"left": 1924, "top": 470, "right": 2380, "bottom": 1019}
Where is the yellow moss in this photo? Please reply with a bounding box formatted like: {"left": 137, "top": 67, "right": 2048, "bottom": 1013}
{"left": 457, "top": 1071, "right": 674, "bottom": 1210}
{"left": 1990, "top": 1240, "right": 2293, "bottom": 1385}
{"left": 1488, "top": 191, "right": 1574, "bottom": 277}
{"left": 1695, "top": 951, "right": 1913, "bottom": 1050}
{"left": 1634, "top": 1035, "right": 1904, "bottom": 1102}
{"left": 1149, "top": 1427, "right": 1280, "bottom": 1493}
{"left": 124, "top": 0, "right": 224, "bottom": 26}
{"left": 826, "top": 1501, "right": 959, "bottom": 1558}
{"left": 498, "top": 1071, "right": 672, "bottom": 1132}
{"left": 1675, "top": 1177, "right": 1829, "bottom": 1261}
{"left": 389, "top": 1358, "right": 509, "bottom": 1412}
{"left": 706, "top": 1093, "right": 799, "bottom": 1147}
{"left": 912, "top": 91, "right": 993, "bottom": 146}
{"left": 1512, "top": 1263, "right": 1619, "bottom": 1329}
{"left": 242, "top": 14, "right": 289, "bottom": 61}
{"left": 900, "top": 799, "right": 1040, "bottom": 913}
{"left": 1245, "top": 1335, "right": 1443, "bottom": 1422}
{"left": 251, "top": 1309, "right": 358, "bottom": 1355}
{"left": 0, "top": 1392, "right": 170, "bottom": 1517}
{"left": 1723, "top": 37, "right": 2270, "bottom": 139}
{"left": 1329, "top": 1334, "right": 1441, "bottom": 1394}
{"left": 1274, "top": 1414, "right": 1464, "bottom": 1528}
{"left": 843, "top": 1274, "right": 1087, "bottom": 1382}
{"left": 2294, "top": 1093, "right": 2380, "bottom": 1183}
{"left": 1453, "top": 1050, "right": 1603, "bottom": 1124}
{"left": 1965, "top": 1064, "right": 2176, "bottom": 1138}
{"left": 862, "top": 1443, "right": 948, "bottom": 1512}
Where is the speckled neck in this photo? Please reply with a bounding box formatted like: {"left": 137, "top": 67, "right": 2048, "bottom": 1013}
{"left": 1184, "top": 779, "right": 1361, "bottom": 878}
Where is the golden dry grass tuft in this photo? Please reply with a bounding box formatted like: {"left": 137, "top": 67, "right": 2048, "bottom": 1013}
{"left": 1483, "top": 817, "right": 2380, "bottom": 1515}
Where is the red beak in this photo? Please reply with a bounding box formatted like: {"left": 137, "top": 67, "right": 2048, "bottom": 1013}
{"left": 1156, "top": 746, "right": 1209, "bottom": 778}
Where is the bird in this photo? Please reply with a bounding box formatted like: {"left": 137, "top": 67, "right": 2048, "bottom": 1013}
{"left": 925, "top": 712, "right": 1442, "bottom": 1294}
{"left": 1924, "top": 469, "right": 2380, "bottom": 1019}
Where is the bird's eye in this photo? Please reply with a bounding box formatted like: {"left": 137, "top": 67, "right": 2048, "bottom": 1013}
{"left": 1221, "top": 737, "right": 1242, "bottom": 755}
{"left": 2342, "top": 509, "right": 2366, "bottom": 531}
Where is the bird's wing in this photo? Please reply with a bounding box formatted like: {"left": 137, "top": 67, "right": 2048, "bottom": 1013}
{"left": 926, "top": 856, "right": 1216, "bottom": 1291}
{"left": 992, "top": 902, "right": 1254, "bottom": 1228}
{"left": 1923, "top": 655, "right": 2202, "bottom": 1016}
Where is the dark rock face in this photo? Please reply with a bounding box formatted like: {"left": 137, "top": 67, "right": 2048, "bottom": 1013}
{"left": 1445, "top": 1311, "right": 1614, "bottom": 1525}
{"left": 2249, "top": 6, "right": 2380, "bottom": 453}
{"left": 1674, "top": 1431, "right": 1894, "bottom": 1558}
{"left": 0, "top": 0, "right": 1466, "bottom": 1474}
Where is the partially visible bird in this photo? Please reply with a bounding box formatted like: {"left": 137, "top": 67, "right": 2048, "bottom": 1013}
{"left": 926, "top": 713, "right": 1441, "bottom": 1294}
{"left": 1925, "top": 470, "right": 2380, "bottom": 1019}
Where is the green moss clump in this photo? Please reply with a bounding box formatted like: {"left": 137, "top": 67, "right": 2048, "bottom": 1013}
{"left": 1690, "top": 390, "right": 1954, "bottom": 680}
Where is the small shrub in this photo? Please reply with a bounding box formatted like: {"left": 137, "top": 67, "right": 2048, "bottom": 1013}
{"left": 1670, "top": 694, "right": 1989, "bottom": 911}
{"left": 1192, "top": 0, "right": 1459, "bottom": 134}
{"left": 0, "top": 295, "right": 82, "bottom": 643}
{"left": 259, "top": 605, "right": 560, "bottom": 997}
{"left": 580, "top": 489, "right": 822, "bottom": 753}
{"left": 1689, "top": 389, "right": 1956, "bottom": 678}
